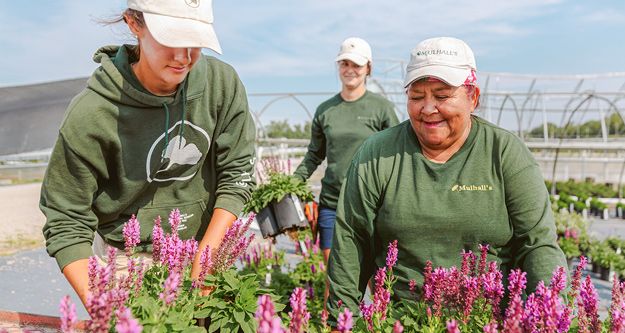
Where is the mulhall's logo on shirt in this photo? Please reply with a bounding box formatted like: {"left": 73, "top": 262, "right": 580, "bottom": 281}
{"left": 451, "top": 184, "right": 493, "bottom": 192}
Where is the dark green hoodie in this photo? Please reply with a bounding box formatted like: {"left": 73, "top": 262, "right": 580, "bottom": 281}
{"left": 41, "top": 45, "right": 256, "bottom": 270}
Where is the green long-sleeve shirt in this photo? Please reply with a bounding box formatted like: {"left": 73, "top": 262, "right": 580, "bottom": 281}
{"left": 293, "top": 91, "right": 399, "bottom": 209}
{"left": 327, "top": 116, "right": 566, "bottom": 320}
{"left": 41, "top": 45, "right": 256, "bottom": 270}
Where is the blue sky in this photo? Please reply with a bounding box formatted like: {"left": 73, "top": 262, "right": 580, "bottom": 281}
{"left": 1, "top": 1, "right": 625, "bottom": 124}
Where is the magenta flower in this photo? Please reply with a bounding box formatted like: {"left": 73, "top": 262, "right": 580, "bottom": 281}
{"left": 359, "top": 302, "right": 374, "bottom": 331}
{"left": 373, "top": 267, "right": 391, "bottom": 320}
{"left": 409, "top": 279, "right": 417, "bottom": 295}
{"left": 549, "top": 266, "right": 567, "bottom": 294}
{"left": 159, "top": 270, "right": 181, "bottom": 305}
{"left": 386, "top": 239, "right": 398, "bottom": 269}
{"left": 478, "top": 244, "right": 489, "bottom": 276}
{"left": 212, "top": 215, "right": 255, "bottom": 273}
{"left": 337, "top": 307, "right": 353, "bottom": 333}
{"left": 483, "top": 321, "right": 499, "bottom": 333}
{"left": 320, "top": 309, "right": 328, "bottom": 328}
{"left": 115, "top": 306, "right": 142, "bottom": 333}
{"left": 610, "top": 278, "right": 625, "bottom": 332}
{"left": 192, "top": 245, "right": 213, "bottom": 289}
{"left": 577, "top": 275, "right": 601, "bottom": 332}
{"left": 256, "top": 295, "right": 286, "bottom": 333}
{"left": 59, "top": 295, "right": 76, "bottom": 333}
{"left": 393, "top": 320, "right": 404, "bottom": 333}
{"left": 503, "top": 269, "right": 526, "bottom": 332}
{"left": 122, "top": 214, "right": 141, "bottom": 256}
{"left": 482, "top": 263, "right": 504, "bottom": 318}
{"left": 152, "top": 216, "right": 164, "bottom": 263}
{"left": 288, "top": 288, "right": 310, "bottom": 333}
{"left": 169, "top": 208, "right": 182, "bottom": 235}
{"left": 446, "top": 319, "right": 460, "bottom": 333}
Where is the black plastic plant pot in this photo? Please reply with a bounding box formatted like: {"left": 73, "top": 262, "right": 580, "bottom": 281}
{"left": 273, "top": 193, "right": 308, "bottom": 232}
{"left": 256, "top": 205, "right": 280, "bottom": 238}
{"left": 599, "top": 266, "right": 611, "bottom": 281}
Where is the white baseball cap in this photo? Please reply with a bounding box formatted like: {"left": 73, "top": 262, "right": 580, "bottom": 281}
{"left": 128, "top": 0, "right": 222, "bottom": 54}
{"left": 403, "top": 37, "right": 476, "bottom": 87}
{"left": 335, "top": 37, "right": 372, "bottom": 66}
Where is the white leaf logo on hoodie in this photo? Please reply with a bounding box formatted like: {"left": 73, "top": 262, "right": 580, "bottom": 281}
{"left": 160, "top": 136, "right": 202, "bottom": 171}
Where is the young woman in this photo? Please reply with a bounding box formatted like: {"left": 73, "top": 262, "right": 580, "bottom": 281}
{"left": 293, "top": 37, "right": 399, "bottom": 264}
{"left": 40, "top": 0, "right": 256, "bottom": 306}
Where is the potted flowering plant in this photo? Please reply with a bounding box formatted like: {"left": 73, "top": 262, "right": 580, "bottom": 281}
{"left": 245, "top": 172, "right": 313, "bottom": 237}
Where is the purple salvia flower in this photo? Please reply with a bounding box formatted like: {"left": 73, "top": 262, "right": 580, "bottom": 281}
{"left": 86, "top": 291, "right": 113, "bottom": 333}
{"left": 193, "top": 245, "right": 213, "bottom": 289}
{"left": 288, "top": 287, "right": 310, "bottom": 333}
{"left": 115, "top": 306, "right": 142, "bottom": 333}
{"left": 611, "top": 299, "right": 625, "bottom": 333}
{"left": 256, "top": 295, "right": 286, "bottom": 333}
{"left": 549, "top": 266, "right": 567, "bottom": 294}
{"left": 577, "top": 275, "right": 601, "bottom": 333}
{"left": 337, "top": 307, "right": 353, "bottom": 333}
{"left": 478, "top": 244, "right": 489, "bottom": 276}
{"left": 87, "top": 256, "right": 99, "bottom": 292}
{"left": 393, "top": 320, "right": 404, "bottom": 333}
{"left": 152, "top": 216, "right": 164, "bottom": 263}
{"left": 59, "top": 295, "right": 76, "bottom": 333}
{"left": 460, "top": 250, "right": 475, "bottom": 276}
{"left": 373, "top": 266, "right": 391, "bottom": 319}
{"left": 446, "top": 319, "right": 461, "bottom": 333}
{"left": 568, "top": 256, "right": 587, "bottom": 307}
{"left": 409, "top": 279, "right": 417, "bottom": 294}
{"left": 122, "top": 215, "right": 140, "bottom": 256}
{"left": 320, "top": 309, "right": 328, "bottom": 328}
{"left": 359, "top": 302, "right": 374, "bottom": 331}
{"left": 159, "top": 270, "right": 181, "bottom": 305}
{"left": 503, "top": 269, "right": 526, "bottom": 333}
{"left": 386, "top": 239, "right": 398, "bottom": 269}
{"left": 168, "top": 208, "right": 182, "bottom": 236}
{"left": 462, "top": 275, "right": 480, "bottom": 319}
{"left": 483, "top": 321, "right": 499, "bottom": 333}
{"left": 310, "top": 264, "right": 316, "bottom": 275}
{"left": 482, "top": 266, "right": 504, "bottom": 319}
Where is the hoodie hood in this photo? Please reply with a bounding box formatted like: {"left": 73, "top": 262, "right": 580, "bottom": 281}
{"left": 88, "top": 45, "right": 206, "bottom": 108}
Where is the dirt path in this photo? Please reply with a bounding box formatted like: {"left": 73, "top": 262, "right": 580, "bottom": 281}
{"left": 0, "top": 183, "right": 45, "bottom": 255}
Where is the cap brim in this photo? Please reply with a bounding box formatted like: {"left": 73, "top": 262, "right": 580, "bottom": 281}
{"left": 335, "top": 53, "right": 369, "bottom": 66}
{"left": 144, "top": 12, "right": 222, "bottom": 54}
{"left": 403, "top": 65, "right": 470, "bottom": 88}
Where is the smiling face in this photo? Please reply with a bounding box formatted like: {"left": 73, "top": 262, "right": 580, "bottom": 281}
{"left": 406, "top": 79, "right": 479, "bottom": 158}
{"left": 338, "top": 59, "right": 369, "bottom": 91}
{"left": 126, "top": 14, "right": 201, "bottom": 96}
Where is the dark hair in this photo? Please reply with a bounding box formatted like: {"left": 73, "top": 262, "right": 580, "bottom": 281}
{"left": 99, "top": 9, "right": 145, "bottom": 59}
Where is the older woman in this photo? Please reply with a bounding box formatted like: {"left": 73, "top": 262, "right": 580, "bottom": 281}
{"left": 326, "top": 37, "right": 566, "bottom": 320}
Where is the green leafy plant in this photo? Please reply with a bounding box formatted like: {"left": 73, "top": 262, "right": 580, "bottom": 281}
{"left": 244, "top": 172, "right": 313, "bottom": 214}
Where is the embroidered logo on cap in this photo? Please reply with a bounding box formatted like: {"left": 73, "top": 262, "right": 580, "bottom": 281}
{"left": 185, "top": 0, "right": 200, "bottom": 8}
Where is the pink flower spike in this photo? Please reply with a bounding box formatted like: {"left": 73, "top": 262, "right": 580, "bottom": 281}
{"left": 168, "top": 208, "right": 182, "bottom": 236}
{"left": 115, "top": 306, "right": 142, "bottom": 333}
{"left": 122, "top": 215, "right": 141, "bottom": 256}
{"left": 159, "top": 270, "right": 181, "bottom": 305}
{"left": 483, "top": 321, "right": 499, "bottom": 333}
{"left": 549, "top": 266, "right": 567, "bottom": 294}
{"left": 446, "top": 319, "right": 460, "bottom": 333}
{"left": 393, "top": 320, "right": 404, "bottom": 333}
{"left": 288, "top": 288, "right": 310, "bottom": 333}
{"left": 152, "top": 216, "right": 164, "bottom": 263}
{"left": 386, "top": 240, "right": 398, "bottom": 269}
{"left": 337, "top": 307, "right": 353, "bottom": 333}
{"left": 256, "top": 295, "right": 285, "bottom": 333}
{"left": 59, "top": 295, "right": 76, "bottom": 333}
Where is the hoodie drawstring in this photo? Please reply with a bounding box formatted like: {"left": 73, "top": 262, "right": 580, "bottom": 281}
{"left": 161, "top": 103, "right": 170, "bottom": 160}
{"left": 161, "top": 85, "right": 187, "bottom": 160}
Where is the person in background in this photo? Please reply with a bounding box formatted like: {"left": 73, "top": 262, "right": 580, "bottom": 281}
{"left": 326, "top": 37, "right": 566, "bottom": 324}
{"left": 40, "top": 0, "right": 256, "bottom": 307}
{"left": 293, "top": 37, "right": 399, "bottom": 264}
